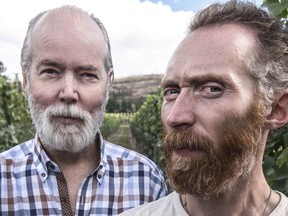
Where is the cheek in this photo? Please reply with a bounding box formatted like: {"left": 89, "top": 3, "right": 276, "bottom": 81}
{"left": 196, "top": 112, "right": 226, "bottom": 144}
{"left": 161, "top": 104, "right": 165, "bottom": 119}
{"left": 161, "top": 105, "right": 170, "bottom": 126}
{"left": 28, "top": 85, "right": 54, "bottom": 107}
{"left": 83, "top": 90, "right": 108, "bottom": 112}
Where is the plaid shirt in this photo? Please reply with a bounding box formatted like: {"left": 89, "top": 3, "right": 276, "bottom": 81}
{"left": 0, "top": 134, "right": 167, "bottom": 215}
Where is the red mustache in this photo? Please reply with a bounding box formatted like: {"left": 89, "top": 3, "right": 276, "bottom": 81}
{"left": 163, "top": 129, "right": 215, "bottom": 157}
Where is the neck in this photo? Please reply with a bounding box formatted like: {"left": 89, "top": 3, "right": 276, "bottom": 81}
{"left": 42, "top": 136, "right": 101, "bottom": 174}
{"left": 181, "top": 171, "right": 280, "bottom": 216}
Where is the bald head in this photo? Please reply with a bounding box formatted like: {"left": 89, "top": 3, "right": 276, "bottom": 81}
{"left": 33, "top": 7, "right": 102, "bottom": 38}
{"left": 21, "top": 6, "right": 113, "bottom": 78}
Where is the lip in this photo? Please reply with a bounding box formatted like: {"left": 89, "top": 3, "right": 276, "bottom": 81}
{"left": 54, "top": 116, "right": 83, "bottom": 125}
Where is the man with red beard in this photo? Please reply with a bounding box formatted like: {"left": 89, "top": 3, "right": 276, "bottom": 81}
{"left": 120, "top": 1, "right": 288, "bottom": 216}
{"left": 0, "top": 5, "right": 167, "bottom": 215}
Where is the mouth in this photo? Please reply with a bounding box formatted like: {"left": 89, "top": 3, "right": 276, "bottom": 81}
{"left": 52, "top": 115, "right": 84, "bottom": 125}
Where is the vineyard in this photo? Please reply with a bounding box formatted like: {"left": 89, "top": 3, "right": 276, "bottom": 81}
{"left": 1, "top": 0, "right": 288, "bottom": 195}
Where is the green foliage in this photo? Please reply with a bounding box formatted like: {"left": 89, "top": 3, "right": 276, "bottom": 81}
{"left": 101, "top": 113, "right": 127, "bottom": 139}
{"left": 263, "top": 0, "right": 288, "bottom": 26}
{"left": 130, "top": 88, "right": 165, "bottom": 170}
{"left": 264, "top": 126, "right": 288, "bottom": 194}
{"left": 261, "top": 0, "right": 288, "bottom": 195}
{"left": 0, "top": 74, "right": 34, "bottom": 152}
{"left": 106, "top": 91, "right": 146, "bottom": 113}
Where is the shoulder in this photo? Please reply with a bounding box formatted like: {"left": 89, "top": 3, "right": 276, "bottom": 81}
{"left": 103, "top": 140, "right": 160, "bottom": 171}
{"left": 103, "top": 140, "right": 168, "bottom": 197}
{"left": 270, "top": 191, "right": 288, "bottom": 216}
{"left": 0, "top": 139, "right": 33, "bottom": 163}
{"left": 119, "top": 191, "right": 187, "bottom": 216}
{"left": 0, "top": 139, "right": 34, "bottom": 177}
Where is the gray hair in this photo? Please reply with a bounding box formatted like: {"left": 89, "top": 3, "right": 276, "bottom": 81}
{"left": 20, "top": 5, "right": 113, "bottom": 79}
{"left": 189, "top": 0, "right": 288, "bottom": 110}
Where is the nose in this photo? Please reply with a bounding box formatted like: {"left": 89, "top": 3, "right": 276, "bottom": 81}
{"left": 163, "top": 91, "right": 196, "bottom": 128}
{"left": 59, "top": 73, "right": 79, "bottom": 104}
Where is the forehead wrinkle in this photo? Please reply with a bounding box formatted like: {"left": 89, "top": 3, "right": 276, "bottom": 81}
{"left": 35, "top": 57, "right": 103, "bottom": 74}
{"left": 76, "top": 65, "right": 101, "bottom": 72}
{"left": 36, "top": 59, "right": 65, "bottom": 71}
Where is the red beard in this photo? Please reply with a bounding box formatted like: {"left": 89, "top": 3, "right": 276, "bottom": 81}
{"left": 163, "top": 102, "right": 266, "bottom": 200}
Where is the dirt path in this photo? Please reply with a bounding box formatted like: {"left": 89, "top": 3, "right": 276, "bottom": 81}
{"left": 107, "top": 121, "right": 137, "bottom": 151}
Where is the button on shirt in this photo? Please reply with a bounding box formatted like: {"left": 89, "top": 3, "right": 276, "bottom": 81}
{"left": 0, "top": 134, "right": 168, "bottom": 215}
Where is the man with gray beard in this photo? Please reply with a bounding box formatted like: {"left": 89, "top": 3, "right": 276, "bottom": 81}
{"left": 120, "top": 1, "right": 288, "bottom": 216}
{"left": 0, "top": 5, "right": 167, "bottom": 215}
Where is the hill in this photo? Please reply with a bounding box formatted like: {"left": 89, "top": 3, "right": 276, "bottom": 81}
{"left": 107, "top": 74, "right": 163, "bottom": 113}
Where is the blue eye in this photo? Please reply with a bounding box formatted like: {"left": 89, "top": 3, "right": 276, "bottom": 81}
{"left": 42, "top": 69, "right": 58, "bottom": 74}
{"left": 40, "top": 69, "right": 60, "bottom": 78}
{"left": 163, "top": 89, "right": 178, "bottom": 96}
{"left": 79, "top": 72, "right": 100, "bottom": 82}
{"left": 209, "top": 86, "right": 222, "bottom": 92}
{"left": 163, "top": 88, "right": 179, "bottom": 101}
{"left": 81, "top": 73, "right": 98, "bottom": 78}
{"left": 200, "top": 85, "right": 224, "bottom": 98}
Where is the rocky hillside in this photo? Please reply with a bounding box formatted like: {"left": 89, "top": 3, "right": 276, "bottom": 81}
{"left": 107, "top": 74, "right": 163, "bottom": 113}
{"left": 111, "top": 74, "right": 163, "bottom": 97}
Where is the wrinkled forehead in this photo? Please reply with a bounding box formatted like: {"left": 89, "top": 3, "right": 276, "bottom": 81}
{"left": 162, "top": 24, "right": 258, "bottom": 86}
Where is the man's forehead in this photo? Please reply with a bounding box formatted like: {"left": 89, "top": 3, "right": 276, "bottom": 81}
{"left": 32, "top": 7, "right": 103, "bottom": 41}
{"left": 164, "top": 24, "right": 257, "bottom": 77}
{"left": 30, "top": 7, "right": 106, "bottom": 53}
{"left": 178, "top": 23, "right": 257, "bottom": 54}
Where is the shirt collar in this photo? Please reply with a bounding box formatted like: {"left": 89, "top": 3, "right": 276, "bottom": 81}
{"left": 31, "top": 133, "right": 107, "bottom": 184}
{"left": 31, "top": 134, "right": 51, "bottom": 182}
{"left": 94, "top": 132, "right": 106, "bottom": 185}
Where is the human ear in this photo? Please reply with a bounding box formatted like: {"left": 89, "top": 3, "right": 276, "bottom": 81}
{"left": 265, "top": 92, "right": 288, "bottom": 130}
{"left": 108, "top": 68, "right": 114, "bottom": 88}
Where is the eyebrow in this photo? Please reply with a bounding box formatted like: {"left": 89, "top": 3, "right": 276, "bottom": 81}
{"left": 77, "top": 65, "right": 100, "bottom": 72}
{"left": 36, "top": 59, "right": 65, "bottom": 71}
{"left": 160, "top": 79, "right": 178, "bottom": 89}
{"left": 161, "top": 73, "right": 230, "bottom": 89}
{"left": 187, "top": 74, "right": 229, "bottom": 85}
{"left": 36, "top": 59, "right": 101, "bottom": 72}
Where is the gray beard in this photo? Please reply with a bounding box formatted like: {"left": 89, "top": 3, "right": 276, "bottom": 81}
{"left": 28, "top": 94, "right": 107, "bottom": 153}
